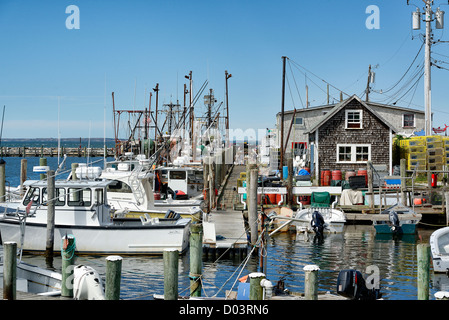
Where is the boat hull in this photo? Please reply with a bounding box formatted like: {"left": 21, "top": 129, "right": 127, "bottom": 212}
{"left": 430, "top": 226, "right": 449, "bottom": 273}
{"left": 294, "top": 208, "right": 346, "bottom": 234}
{"left": 373, "top": 223, "right": 417, "bottom": 235}
{"left": 0, "top": 220, "right": 190, "bottom": 255}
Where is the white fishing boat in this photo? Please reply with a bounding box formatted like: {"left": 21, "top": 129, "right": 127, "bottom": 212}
{"left": 0, "top": 179, "right": 191, "bottom": 255}
{"left": 71, "top": 154, "right": 204, "bottom": 220}
{"left": 294, "top": 192, "right": 346, "bottom": 234}
{"left": 430, "top": 226, "right": 449, "bottom": 273}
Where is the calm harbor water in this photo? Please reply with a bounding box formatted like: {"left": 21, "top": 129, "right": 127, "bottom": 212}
{"left": 0, "top": 153, "right": 447, "bottom": 300}
{"left": 5, "top": 225, "right": 446, "bottom": 300}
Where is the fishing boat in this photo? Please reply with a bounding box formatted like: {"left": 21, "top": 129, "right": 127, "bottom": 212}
{"left": 72, "top": 154, "right": 204, "bottom": 220}
{"left": 0, "top": 179, "right": 191, "bottom": 255}
{"left": 371, "top": 204, "right": 421, "bottom": 235}
{"left": 430, "top": 226, "right": 449, "bottom": 273}
{"left": 294, "top": 192, "right": 346, "bottom": 234}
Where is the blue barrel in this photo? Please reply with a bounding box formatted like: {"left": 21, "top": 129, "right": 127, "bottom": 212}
{"left": 283, "top": 166, "right": 288, "bottom": 178}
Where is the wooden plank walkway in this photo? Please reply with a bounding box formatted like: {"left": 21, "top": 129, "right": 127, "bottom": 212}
{"left": 203, "top": 208, "right": 248, "bottom": 257}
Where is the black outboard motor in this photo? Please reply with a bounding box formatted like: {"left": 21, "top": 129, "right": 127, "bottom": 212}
{"left": 311, "top": 210, "right": 325, "bottom": 237}
{"left": 389, "top": 210, "right": 400, "bottom": 233}
{"left": 336, "top": 269, "right": 382, "bottom": 300}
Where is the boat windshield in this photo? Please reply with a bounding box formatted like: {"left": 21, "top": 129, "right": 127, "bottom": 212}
{"left": 23, "top": 187, "right": 40, "bottom": 206}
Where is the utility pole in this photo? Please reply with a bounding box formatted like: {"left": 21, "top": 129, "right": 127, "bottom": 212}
{"left": 366, "top": 64, "right": 372, "bottom": 102}
{"left": 280, "top": 56, "right": 287, "bottom": 179}
{"left": 424, "top": 1, "right": 432, "bottom": 136}
{"left": 410, "top": 0, "right": 446, "bottom": 136}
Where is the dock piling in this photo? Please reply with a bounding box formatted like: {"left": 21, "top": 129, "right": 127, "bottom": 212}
{"left": 163, "top": 248, "right": 179, "bottom": 300}
{"left": 304, "top": 265, "right": 320, "bottom": 300}
{"left": 249, "top": 272, "right": 266, "bottom": 300}
{"left": 45, "top": 170, "right": 55, "bottom": 266}
{"left": 417, "top": 243, "right": 430, "bottom": 300}
{"left": 3, "top": 241, "right": 17, "bottom": 300}
{"left": 189, "top": 223, "right": 203, "bottom": 297}
{"left": 61, "top": 234, "right": 76, "bottom": 298}
{"left": 248, "top": 168, "right": 258, "bottom": 249}
{"left": 105, "top": 255, "right": 122, "bottom": 300}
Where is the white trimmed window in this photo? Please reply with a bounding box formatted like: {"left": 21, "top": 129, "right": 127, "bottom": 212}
{"left": 337, "top": 144, "right": 371, "bottom": 163}
{"left": 402, "top": 114, "right": 415, "bottom": 128}
{"left": 345, "top": 110, "right": 363, "bottom": 129}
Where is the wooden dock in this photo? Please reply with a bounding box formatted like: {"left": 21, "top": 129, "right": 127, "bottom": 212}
{"left": 0, "top": 146, "right": 115, "bottom": 158}
{"left": 203, "top": 208, "right": 248, "bottom": 259}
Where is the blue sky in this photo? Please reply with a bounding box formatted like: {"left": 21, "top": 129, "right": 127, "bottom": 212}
{"left": 1, "top": 0, "right": 449, "bottom": 139}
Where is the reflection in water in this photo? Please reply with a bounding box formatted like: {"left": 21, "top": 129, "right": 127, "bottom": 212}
{"left": 10, "top": 225, "right": 446, "bottom": 300}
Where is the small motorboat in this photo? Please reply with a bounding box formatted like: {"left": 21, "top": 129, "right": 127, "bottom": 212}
{"left": 294, "top": 192, "right": 346, "bottom": 234}
{"left": 430, "top": 226, "right": 449, "bottom": 273}
{"left": 372, "top": 204, "right": 421, "bottom": 235}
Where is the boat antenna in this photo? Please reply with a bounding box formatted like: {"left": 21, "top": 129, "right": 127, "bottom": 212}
{"left": 0, "top": 105, "right": 5, "bottom": 162}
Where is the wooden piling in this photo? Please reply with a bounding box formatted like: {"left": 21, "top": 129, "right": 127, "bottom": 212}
{"left": 248, "top": 168, "right": 259, "bottom": 248}
{"left": 417, "top": 243, "right": 430, "bottom": 300}
{"left": 39, "top": 157, "right": 47, "bottom": 180}
{"left": 367, "top": 161, "right": 374, "bottom": 210}
{"left": 189, "top": 223, "right": 203, "bottom": 297}
{"left": 445, "top": 191, "right": 449, "bottom": 226}
{"left": 163, "top": 248, "right": 179, "bottom": 300}
{"left": 3, "top": 241, "right": 17, "bottom": 300}
{"left": 20, "top": 159, "right": 27, "bottom": 197}
{"left": 249, "top": 272, "right": 265, "bottom": 300}
{"left": 105, "top": 255, "right": 122, "bottom": 300}
{"left": 61, "top": 234, "right": 76, "bottom": 298}
{"left": 400, "top": 158, "right": 406, "bottom": 206}
{"left": 0, "top": 159, "right": 5, "bottom": 202}
{"left": 287, "top": 153, "right": 293, "bottom": 207}
{"left": 45, "top": 170, "right": 55, "bottom": 264}
{"left": 304, "top": 265, "right": 320, "bottom": 300}
{"left": 203, "top": 157, "right": 210, "bottom": 214}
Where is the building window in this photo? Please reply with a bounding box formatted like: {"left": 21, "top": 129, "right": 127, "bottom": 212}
{"left": 345, "top": 110, "right": 363, "bottom": 129}
{"left": 337, "top": 144, "right": 371, "bottom": 163}
{"left": 403, "top": 114, "right": 415, "bottom": 128}
{"left": 294, "top": 116, "right": 303, "bottom": 125}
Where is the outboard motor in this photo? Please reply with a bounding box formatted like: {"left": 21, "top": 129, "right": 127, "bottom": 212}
{"left": 336, "top": 269, "right": 381, "bottom": 300}
{"left": 73, "top": 265, "right": 105, "bottom": 300}
{"left": 389, "top": 210, "right": 400, "bottom": 233}
{"left": 311, "top": 210, "right": 325, "bottom": 237}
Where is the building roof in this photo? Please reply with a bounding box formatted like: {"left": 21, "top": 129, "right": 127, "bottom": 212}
{"left": 305, "top": 95, "right": 398, "bottom": 134}
{"left": 276, "top": 97, "right": 425, "bottom": 117}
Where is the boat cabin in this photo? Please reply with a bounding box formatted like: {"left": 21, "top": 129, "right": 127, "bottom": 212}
{"left": 153, "top": 166, "right": 203, "bottom": 199}
{"left": 21, "top": 179, "right": 113, "bottom": 226}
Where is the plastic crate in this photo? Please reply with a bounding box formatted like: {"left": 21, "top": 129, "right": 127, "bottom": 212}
{"left": 427, "top": 148, "right": 444, "bottom": 156}
{"left": 428, "top": 155, "right": 444, "bottom": 164}
{"left": 426, "top": 136, "right": 443, "bottom": 143}
{"left": 428, "top": 164, "right": 443, "bottom": 171}
{"left": 408, "top": 164, "right": 426, "bottom": 171}
{"left": 409, "top": 145, "right": 426, "bottom": 153}
{"left": 427, "top": 142, "right": 443, "bottom": 149}
{"left": 408, "top": 152, "right": 426, "bottom": 160}
{"left": 404, "top": 139, "right": 426, "bottom": 147}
